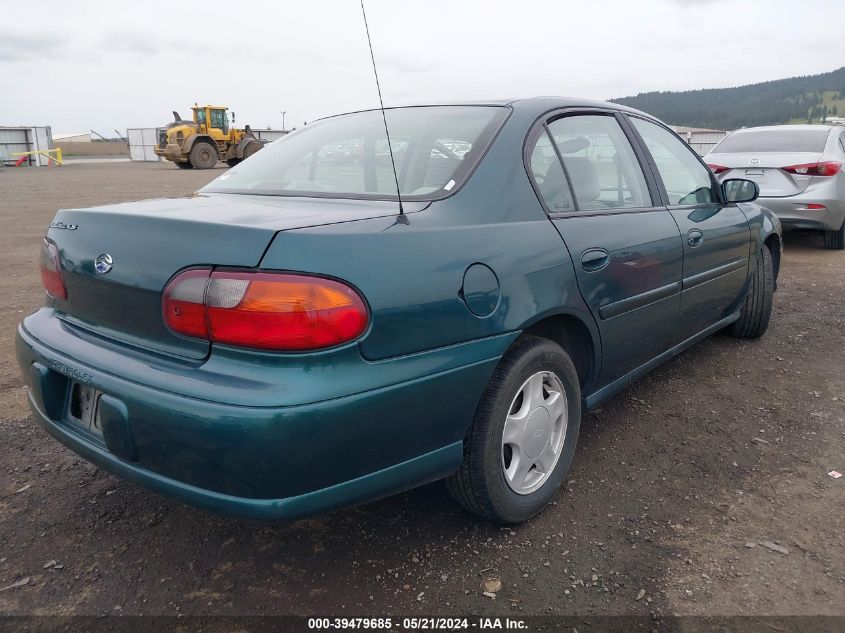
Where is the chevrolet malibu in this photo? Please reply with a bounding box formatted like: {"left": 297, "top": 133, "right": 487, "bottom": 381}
{"left": 17, "top": 99, "right": 782, "bottom": 524}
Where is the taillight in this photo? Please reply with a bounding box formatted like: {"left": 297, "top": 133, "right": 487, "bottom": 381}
{"left": 162, "top": 269, "right": 210, "bottom": 338}
{"left": 162, "top": 269, "right": 369, "bottom": 351}
{"left": 781, "top": 161, "right": 842, "bottom": 177}
{"left": 39, "top": 238, "right": 66, "bottom": 300}
{"left": 707, "top": 164, "right": 730, "bottom": 175}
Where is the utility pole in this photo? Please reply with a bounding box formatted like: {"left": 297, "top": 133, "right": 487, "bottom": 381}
{"left": 280, "top": 111, "right": 287, "bottom": 131}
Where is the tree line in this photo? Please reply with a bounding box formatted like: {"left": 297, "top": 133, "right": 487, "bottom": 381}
{"left": 613, "top": 67, "right": 845, "bottom": 129}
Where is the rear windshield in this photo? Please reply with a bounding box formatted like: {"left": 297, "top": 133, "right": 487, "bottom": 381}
{"left": 712, "top": 129, "right": 830, "bottom": 154}
{"left": 202, "top": 106, "right": 508, "bottom": 200}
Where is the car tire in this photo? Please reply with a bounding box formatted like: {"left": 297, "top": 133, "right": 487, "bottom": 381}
{"left": 446, "top": 335, "right": 581, "bottom": 524}
{"left": 730, "top": 244, "right": 774, "bottom": 339}
{"left": 189, "top": 142, "right": 218, "bottom": 169}
{"left": 175, "top": 162, "right": 193, "bottom": 169}
{"left": 823, "top": 221, "right": 845, "bottom": 250}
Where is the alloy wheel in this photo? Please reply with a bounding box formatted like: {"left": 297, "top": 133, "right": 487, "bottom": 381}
{"left": 501, "top": 371, "right": 567, "bottom": 495}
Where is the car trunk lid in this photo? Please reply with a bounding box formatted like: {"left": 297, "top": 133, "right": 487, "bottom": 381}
{"left": 48, "top": 193, "right": 415, "bottom": 359}
{"left": 708, "top": 151, "right": 825, "bottom": 197}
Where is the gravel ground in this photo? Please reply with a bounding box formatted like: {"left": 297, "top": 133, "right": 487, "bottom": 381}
{"left": 0, "top": 162, "right": 842, "bottom": 618}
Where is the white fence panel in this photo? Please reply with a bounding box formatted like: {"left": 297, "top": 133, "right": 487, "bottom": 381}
{"left": 127, "top": 129, "right": 145, "bottom": 161}
{"left": 0, "top": 128, "right": 29, "bottom": 163}
{"left": 127, "top": 127, "right": 163, "bottom": 161}
{"left": 0, "top": 126, "right": 53, "bottom": 166}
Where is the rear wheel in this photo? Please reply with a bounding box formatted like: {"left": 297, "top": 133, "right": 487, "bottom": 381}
{"left": 824, "top": 221, "right": 845, "bottom": 250}
{"left": 446, "top": 336, "right": 581, "bottom": 524}
{"left": 189, "top": 142, "right": 218, "bottom": 169}
{"left": 225, "top": 158, "right": 241, "bottom": 168}
{"left": 730, "top": 244, "right": 774, "bottom": 339}
{"left": 175, "top": 161, "right": 193, "bottom": 169}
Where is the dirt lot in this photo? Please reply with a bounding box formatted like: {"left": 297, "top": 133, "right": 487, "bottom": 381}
{"left": 0, "top": 162, "right": 842, "bottom": 619}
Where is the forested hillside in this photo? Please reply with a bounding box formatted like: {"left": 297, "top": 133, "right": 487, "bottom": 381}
{"left": 613, "top": 67, "right": 845, "bottom": 129}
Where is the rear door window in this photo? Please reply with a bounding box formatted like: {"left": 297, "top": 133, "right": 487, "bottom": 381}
{"left": 545, "top": 115, "right": 651, "bottom": 211}
{"left": 630, "top": 117, "right": 716, "bottom": 206}
{"left": 712, "top": 129, "right": 830, "bottom": 153}
{"left": 528, "top": 130, "right": 575, "bottom": 213}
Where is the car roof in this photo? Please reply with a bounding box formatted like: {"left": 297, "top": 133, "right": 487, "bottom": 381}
{"left": 316, "top": 97, "right": 661, "bottom": 125}
{"left": 508, "top": 96, "right": 656, "bottom": 118}
{"left": 729, "top": 124, "right": 836, "bottom": 133}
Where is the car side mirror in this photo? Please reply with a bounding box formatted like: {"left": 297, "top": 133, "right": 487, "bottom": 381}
{"left": 722, "top": 178, "right": 759, "bottom": 204}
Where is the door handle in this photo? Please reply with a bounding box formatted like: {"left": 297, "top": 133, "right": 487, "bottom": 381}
{"left": 687, "top": 229, "right": 704, "bottom": 248}
{"left": 580, "top": 248, "right": 610, "bottom": 272}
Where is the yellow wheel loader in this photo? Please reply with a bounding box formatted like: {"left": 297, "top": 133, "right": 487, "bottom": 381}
{"left": 154, "top": 105, "right": 264, "bottom": 169}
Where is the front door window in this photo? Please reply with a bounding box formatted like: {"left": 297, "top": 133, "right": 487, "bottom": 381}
{"left": 630, "top": 118, "right": 716, "bottom": 206}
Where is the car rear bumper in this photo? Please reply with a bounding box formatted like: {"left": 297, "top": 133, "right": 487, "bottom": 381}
{"left": 759, "top": 196, "right": 845, "bottom": 232}
{"left": 17, "top": 310, "right": 513, "bottom": 520}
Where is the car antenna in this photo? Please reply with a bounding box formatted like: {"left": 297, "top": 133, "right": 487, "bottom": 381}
{"left": 360, "top": 0, "right": 407, "bottom": 223}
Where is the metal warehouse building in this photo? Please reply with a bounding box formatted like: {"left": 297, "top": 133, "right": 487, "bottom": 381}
{"left": 0, "top": 126, "right": 54, "bottom": 166}
{"left": 671, "top": 126, "right": 729, "bottom": 155}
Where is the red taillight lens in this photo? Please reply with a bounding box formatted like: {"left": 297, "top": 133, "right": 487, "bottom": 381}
{"left": 782, "top": 161, "right": 842, "bottom": 177}
{"left": 162, "top": 269, "right": 369, "bottom": 351}
{"left": 707, "top": 164, "right": 730, "bottom": 175}
{"left": 162, "top": 269, "right": 210, "bottom": 338}
{"left": 39, "top": 239, "right": 66, "bottom": 300}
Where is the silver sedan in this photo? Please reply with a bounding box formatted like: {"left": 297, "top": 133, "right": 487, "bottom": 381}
{"left": 704, "top": 125, "right": 845, "bottom": 249}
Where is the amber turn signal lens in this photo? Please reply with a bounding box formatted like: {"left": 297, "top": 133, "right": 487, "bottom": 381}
{"left": 163, "top": 269, "right": 369, "bottom": 351}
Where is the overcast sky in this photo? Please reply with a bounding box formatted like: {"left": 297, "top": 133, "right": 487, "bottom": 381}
{"left": 2, "top": 0, "right": 843, "bottom": 135}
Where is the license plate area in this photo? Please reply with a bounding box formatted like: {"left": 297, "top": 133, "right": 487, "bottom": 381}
{"left": 67, "top": 382, "right": 103, "bottom": 438}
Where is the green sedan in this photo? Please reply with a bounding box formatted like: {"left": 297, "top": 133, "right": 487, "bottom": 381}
{"left": 17, "top": 98, "right": 781, "bottom": 523}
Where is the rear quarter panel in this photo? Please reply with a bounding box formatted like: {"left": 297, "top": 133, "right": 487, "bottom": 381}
{"left": 260, "top": 212, "right": 590, "bottom": 362}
